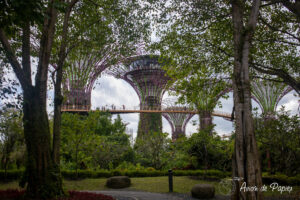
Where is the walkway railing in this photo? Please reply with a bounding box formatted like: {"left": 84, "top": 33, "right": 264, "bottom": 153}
{"left": 61, "top": 105, "right": 232, "bottom": 120}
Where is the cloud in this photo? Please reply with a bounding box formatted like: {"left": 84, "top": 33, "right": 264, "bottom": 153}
{"left": 93, "top": 76, "right": 300, "bottom": 139}
{"left": 277, "top": 91, "right": 299, "bottom": 115}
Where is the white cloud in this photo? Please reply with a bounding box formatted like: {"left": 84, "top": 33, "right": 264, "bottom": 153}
{"left": 92, "top": 77, "right": 300, "bottom": 139}
{"left": 277, "top": 91, "right": 299, "bottom": 115}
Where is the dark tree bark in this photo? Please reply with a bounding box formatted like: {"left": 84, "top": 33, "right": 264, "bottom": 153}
{"left": 231, "top": 0, "right": 263, "bottom": 200}
{"left": 52, "top": 0, "right": 78, "bottom": 165}
{"left": 0, "top": 0, "right": 64, "bottom": 198}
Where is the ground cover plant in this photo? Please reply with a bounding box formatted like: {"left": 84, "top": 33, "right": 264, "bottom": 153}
{"left": 0, "top": 190, "right": 115, "bottom": 200}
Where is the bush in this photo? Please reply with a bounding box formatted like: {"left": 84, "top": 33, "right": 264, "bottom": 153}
{"left": 0, "top": 170, "right": 23, "bottom": 181}
{"left": 262, "top": 173, "right": 300, "bottom": 186}
{"left": 0, "top": 169, "right": 231, "bottom": 180}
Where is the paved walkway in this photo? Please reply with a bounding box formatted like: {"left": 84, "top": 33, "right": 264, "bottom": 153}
{"left": 92, "top": 190, "right": 230, "bottom": 200}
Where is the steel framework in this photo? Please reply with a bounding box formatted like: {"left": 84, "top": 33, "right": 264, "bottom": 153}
{"left": 107, "top": 55, "right": 170, "bottom": 138}
{"left": 251, "top": 80, "right": 292, "bottom": 119}
{"left": 162, "top": 99, "right": 194, "bottom": 140}
{"left": 63, "top": 47, "right": 120, "bottom": 109}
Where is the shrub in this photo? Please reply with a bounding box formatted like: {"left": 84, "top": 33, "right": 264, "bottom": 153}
{"left": 0, "top": 170, "right": 23, "bottom": 181}
{"left": 262, "top": 173, "right": 300, "bottom": 186}
{"left": 0, "top": 169, "right": 231, "bottom": 180}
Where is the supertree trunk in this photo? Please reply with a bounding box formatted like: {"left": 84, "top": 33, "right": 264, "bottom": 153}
{"left": 199, "top": 110, "right": 213, "bottom": 131}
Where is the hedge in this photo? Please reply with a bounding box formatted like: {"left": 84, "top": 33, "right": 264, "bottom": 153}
{"left": 262, "top": 174, "right": 300, "bottom": 186}
{"left": 1, "top": 170, "right": 299, "bottom": 186}
{"left": 0, "top": 170, "right": 23, "bottom": 181}
{"left": 0, "top": 169, "right": 229, "bottom": 180}
{"left": 60, "top": 169, "right": 231, "bottom": 179}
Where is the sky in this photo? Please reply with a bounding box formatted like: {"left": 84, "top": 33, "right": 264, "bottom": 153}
{"left": 1, "top": 65, "right": 298, "bottom": 140}
{"left": 90, "top": 74, "right": 299, "bottom": 139}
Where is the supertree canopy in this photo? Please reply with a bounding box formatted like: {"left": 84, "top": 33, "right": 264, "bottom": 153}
{"left": 108, "top": 55, "right": 170, "bottom": 138}
{"left": 63, "top": 47, "right": 115, "bottom": 110}
{"left": 251, "top": 80, "right": 292, "bottom": 119}
{"left": 162, "top": 99, "right": 194, "bottom": 140}
{"left": 174, "top": 76, "right": 231, "bottom": 131}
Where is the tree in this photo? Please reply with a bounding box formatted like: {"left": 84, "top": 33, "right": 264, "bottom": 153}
{"left": 60, "top": 111, "right": 133, "bottom": 170}
{"left": 0, "top": 107, "right": 23, "bottom": 179}
{"left": 250, "top": 2, "right": 300, "bottom": 94}
{"left": 135, "top": 131, "right": 170, "bottom": 169}
{"left": 255, "top": 108, "right": 300, "bottom": 176}
{"left": 0, "top": 0, "right": 148, "bottom": 198}
{"left": 0, "top": 0, "right": 66, "bottom": 197}
{"left": 150, "top": 0, "right": 263, "bottom": 199}
{"left": 60, "top": 112, "right": 99, "bottom": 175}
{"left": 251, "top": 79, "right": 292, "bottom": 171}
{"left": 187, "top": 129, "right": 233, "bottom": 171}
{"left": 230, "top": 1, "right": 263, "bottom": 199}
{"left": 167, "top": 74, "right": 230, "bottom": 131}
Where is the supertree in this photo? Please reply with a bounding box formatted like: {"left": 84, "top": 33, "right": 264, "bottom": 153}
{"left": 251, "top": 80, "right": 292, "bottom": 119}
{"left": 251, "top": 79, "right": 292, "bottom": 171}
{"left": 173, "top": 76, "right": 231, "bottom": 132}
{"left": 62, "top": 47, "right": 116, "bottom": 110}
{"left": 107, "top": 55, "right": 170, "bottom": 138}
{"left": 162, "top": 99, "right": 194, "bottom": 140}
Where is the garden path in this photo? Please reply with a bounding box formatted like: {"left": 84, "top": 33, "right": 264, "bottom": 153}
{"left": 92, "top": 190, "right": 230, "bottom": 200}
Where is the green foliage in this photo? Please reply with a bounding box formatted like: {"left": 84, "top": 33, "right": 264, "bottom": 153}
{"left": 255, "top": 107, "right": 300, "bottom": 176}
{"left": 262, "top": 173, "right": 300, "bottom": 186}
{"left": 135, "top": 131, "right": 170, "bottom": 169}
{"left": 0, "top": 108, "right": 24, "bottom": 173}
{"left": 150, "top": 0, "right": 299, "bottom": 93}
{"left": 186, "top": 129, "right": 233, "bottom": 171}
{"left": 61, "top": 111, "right": 133, "bottom": 171}
{"left": 162, "top": 137, "right": 191, "bottom": 170}
{"left": 0, "top": 0, "right": 45, "bottom": 28}
{"left": 1, "top": 169, "right": 231, "bottom": 180}
{"left": 137, "top": 113, "right": 163, "bottom": 138}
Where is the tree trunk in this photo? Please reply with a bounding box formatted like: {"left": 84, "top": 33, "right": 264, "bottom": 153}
{"left": 0, "top": 0, "right": 65, "bottom": 198}
{"left": 52, "top": 67, "right": 63, "bottom": 164}
{"left": 231, "top": 1, "right": 263, "bottom": 200}
{"left": 263, "top": 116, "right": 274, "bottom": 172}
{"left": 52, "top": 0, "right": 78, "bottom": 165}
{"left": 199, "top": 110, "right": 212, "bottom": 132}
{"left": 21, "top": 88, "right": 64, "bottom": 198}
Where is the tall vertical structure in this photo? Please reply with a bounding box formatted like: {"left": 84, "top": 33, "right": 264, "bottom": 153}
{"left": 192, "top": 82, "right": 231, "bottom": 131}
{"left": 251, "top": 80, "right": 292, "bottom": 171}
{"left": 63, "top": 51, "right": 111, "bottom": 110}
{"left": 162, "top": 99, "right": 194, "bottom": 140}
{"left": 251, "top": 80, "right": 292, "bottom": 119}
{"left": 108, "top": 55, "right": 170, "bottom": 139}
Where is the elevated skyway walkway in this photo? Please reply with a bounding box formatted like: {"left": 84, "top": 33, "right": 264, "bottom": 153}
{"left": 61, "top": 105, "right": 232, "bottom": 120}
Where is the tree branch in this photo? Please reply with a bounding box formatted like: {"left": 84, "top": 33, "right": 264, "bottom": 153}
{"left": 259, "top": 16, "right": 300, "bottom": 42}
{"left": 0, "top": 29, "right": 29, "bottom": 89}
{"left": 35, "top": 0, "right": 58, "bottom": 106}
{"left": 250, "top": 62, "right": 300, "bottom": 95}
{"left": 22, "top": 21, "right": 32, "bottom": 85}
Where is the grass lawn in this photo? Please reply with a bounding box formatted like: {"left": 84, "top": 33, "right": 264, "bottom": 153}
{"left": 0, "top": 176, "right": 299, "bottom": 198}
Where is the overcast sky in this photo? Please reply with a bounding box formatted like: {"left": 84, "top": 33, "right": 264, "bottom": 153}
{"left": 0, "top": 66, "right": 298, "bottom": 140}
{"left": 91, "top": 74, "right": 299, "bottom": 139}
